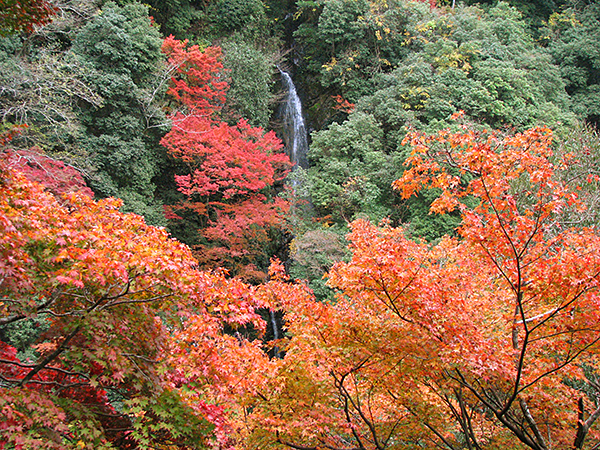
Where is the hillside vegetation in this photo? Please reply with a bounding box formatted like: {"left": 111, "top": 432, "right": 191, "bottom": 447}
{"left": 2, "top": 0, "right": 600, "bottom": 449}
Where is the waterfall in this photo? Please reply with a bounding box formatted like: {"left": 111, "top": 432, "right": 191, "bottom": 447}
{"left": 280, "top": 70, "right": 309, "bottom": 170}
{"left": 270, "top": 310, "right": 279, "bottom": 341}
{"left": 270, "top": 310, "right": 280, "bottom": 358}
{"left": 268, "top": 71, "right": 309, "bottom": 361}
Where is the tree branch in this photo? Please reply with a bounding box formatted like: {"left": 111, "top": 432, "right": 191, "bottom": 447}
{"left": 19, "top": 324, "right": 80, "bottom": 386}
{"left": 0, "top": 288, "right": 62, "bottom": 326}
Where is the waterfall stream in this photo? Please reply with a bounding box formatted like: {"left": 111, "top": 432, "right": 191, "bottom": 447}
{"left": 269, "top": 310, "right": 280, "bottom": 358}
{"left": 280, "top": 70, "right": 309, "bottom": 170}
{"left": 267, "top": 71, "right": 310, "bottom": 359}
{"left": 270, "top": 310, "right": 279, "bottom": 341}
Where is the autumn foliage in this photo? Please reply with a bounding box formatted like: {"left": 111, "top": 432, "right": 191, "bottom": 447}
{"left": 0, "top": 0, "right": 56, "bottom": 35}
{"left": 4, "top": 104, "right": 600, "bottom": 450}
{"left": 224, "top": 125, "right": 600, "bottom": 450}
{"left": 4, "top": 0, "right": 600, "bottom": 448}
{"left": 0, "top": 35, "right": 290, "bottom": 449}
{"left": 160, "top": 36, "right": 227, "bottom": 118}
{"left": 161, "top": 36, "right": 291, "bottom": 277}
{"left": 6, "top": 147, "right": 94, "bottom": 199}
{"left": 0, "top": 155, "right": 273, "bottom": 448}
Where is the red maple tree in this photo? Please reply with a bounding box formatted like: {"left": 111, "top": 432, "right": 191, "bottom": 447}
{"left": 161, "top": 36, "right": 291, "bottom": 278}
{"left": 6, "top": 147, "right": 94, "bottom": 198}
{"left": 0, "top": 0, "right": 56, "bottom": 35}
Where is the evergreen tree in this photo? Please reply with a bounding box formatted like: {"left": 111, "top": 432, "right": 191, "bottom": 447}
{"left": 546, "top": 0, "right": 600, "bottom": 126}
{"left": 72, "top": 2, "right": 169, "bottom": 224}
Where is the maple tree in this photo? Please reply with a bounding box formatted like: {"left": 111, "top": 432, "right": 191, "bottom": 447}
{"left": 163, "top": 265, "right": 280, "bottom": 448}
{"left": 6, "top": 147, "right": 94, "bottom": 199}
{"left": 234, "top": 124, "right": 600, "bottom": 450}
{"left": 161, "top": 36, "right": 291, "bottom": 278}
{"left": 163, "top": 258, "right": 313, "bottom": 449}
{"left": 0, "top": 0, "right": 56, "bottom": 35}
{"left": 0, "top": 151, "right": 275, "bottom": 448}
{"left": 0, "top": 157, "right": 204, "bottom": 448}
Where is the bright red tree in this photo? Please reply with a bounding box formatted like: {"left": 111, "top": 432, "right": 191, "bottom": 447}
{"left": 161, "top": 36, "right": 291, "bottom": 278}
{"left": 160, "top": 35, "right": 228, "bottom": 118}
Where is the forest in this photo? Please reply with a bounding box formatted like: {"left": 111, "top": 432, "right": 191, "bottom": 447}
{"left": 2, "top": 0, "right": 600, "bottom": 448}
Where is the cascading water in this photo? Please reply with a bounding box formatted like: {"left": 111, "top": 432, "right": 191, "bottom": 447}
{"left": 270, "top": 310, "right": 280, "bottom": 358}
{"left": 267, "top": 71, "right": 310, "bottom": 359}
{"left": 279, "top": 70, "right": 309, "bottom": 170}
{"left": 270, "top": 310, "right": 280, "bottom": 341}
